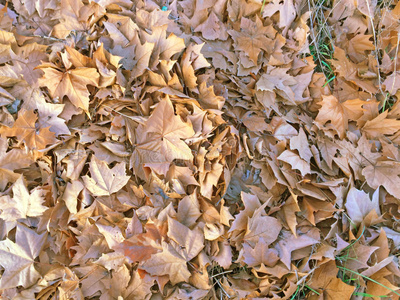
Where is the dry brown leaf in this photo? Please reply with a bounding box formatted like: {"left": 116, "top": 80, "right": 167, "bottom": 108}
{"left": 38, "top": 67, "right": 99, "bottom": 112}
{"left": 362, "top": 161, "right": 400, "bottom": 197}
{"left": 315, "top": 95, "right": 365, "bottom": 139}
{"left": 0, "top": 138, "right": 33, "bottom": 190}
{"left": 0, "top": 175, "right": 47, "bottom": 223}
{"left": 278, "top": 150, "right": 311, "bottom": 176}
{"left": 0, "top": 224, "right": 47, "bottom": 289}
{"left": 132, "top": 97, "right": 194, "bottom": 178}
{"left": 2, "top": 0, "right": 400, "bottom": 298}
{"left": 142, "top": 25, "right": 185, "bottom": 65}
{"left": 274, "top": 230, "right": 319, "bottom": 269}
{"left": 0, "top": 109, "right": 56, "bottom": 150}
{"left": 140, "top": 241, "right": 191, "bottom": 285}
{"left": 228, "top": 16, "right": 274, "bottom": 65}
{"left": 240, "top": 239, "right": 280, "bottom": 267}
{"left": 345, "top": 187, "right": 378, "bottom": 225}
{"left": 244, "top": 202, "right": 282, "bottom": 246}
{"left": 362, "top": 110, "right": 400, "bottom": 139}
{"left": 290, "top": 128, "right": 313, "bottom": 163}
{"left": 82, "top": 155, "right": 130, "bottom": 196}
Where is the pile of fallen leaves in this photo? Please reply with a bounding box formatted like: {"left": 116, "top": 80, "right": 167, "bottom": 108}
{"left": 0, "top": 0, "right": 400, "bottom": 298}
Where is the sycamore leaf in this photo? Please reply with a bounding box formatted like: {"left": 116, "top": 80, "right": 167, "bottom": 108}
{"left": 362, "top": 161, "right": 400, "bottom": 197}
{"left": 94, "top": 252, "right": 127, "bottom": 271}
{"left": 256, "top": 68, "right": 297, "bottom": 105}
{"left": 0, "top": 224, "right": 47, "bottom": 289}
{"left": 177, "top": 193, "right": 202, "bottom": 227}
{"left": 0, "top": 138, "right": 33, "bottom": 190}
{"left": 362, "top": 110, "right": 400, "bottom": 139}
{"left": 383, "top": 227, "right": 400, "bottom": 249}
{"left": 0, "top": 176, "right": 47, "bottom": 223}
{"left": 229, "top": 192, "right": 262, "bottom": 233}
{"left": 194, "top": 11, "right": 229, "bottom": 40}
{"left": 0, "top": 109, "right": 56, "bottom": 150}
{"left": 10, "top": 46, "right": 48, "bottom": 86}
{"left": 228, "top": 17, "right": 273, "bottom": 64}
{"left": 51, "top": 0, "right": 87, "bottom": 39}
{"left": 167, "top": 217, "right": 204, "bottom": 261}
{"left": 342, "top": 242, "right": 379, "bottom": 270}
{"left": 36, "top": 102, "right": 70, "bottom": 136}
{"left": 345, "top": 187, "right": 377, "bottom": 225}
{"left": 142, "top": 26, "right": 185, "bottom": 64}
{"left": 348, "top": 34, "right": 375, "bottom": 61}
{"left": 140, "top": 218, "right": 204, "bottom": 285}
{"left": 105, "top": 14, "right": 138, "bottom": 44}
{"left": 241, "top": 239, "right": 280, "bottom": 267}
{"left": 116, "top": 223, "right": 161, "bottom": 263}
{"left": 82, "top": 156, "right": 130, "bottom": 196}
{"left": 38, "top": 67, "right": 99, "bottom": 112}
{"left": 244, "top": 202, "right": 282, "bottom": 246}
{"left": 383, "top": 71, "right": 400, "bottom": 95}
{"left": 290, "top": 128, "right": 312, "bottom": 163}
{"left": 309, "top": 260, "right": 356, "bottom": 298}
{"left": 274, "top": 230, "right": 319, "bottom": 269}
{"left": 122, "top": 271, "right": 154, "bottom": 300}
{"left": 277, "top": 150, "right": 311, "bottom": 176}
{"left": 65, "top": 46, "right": 95, "bottom": 68}
{"left": 315, "top": 95, "right": 366, "bottom": 139}
{"left": 330, "top": 47, "right": 377, "bottom": 93}
{"left": 130, "top": 41, "right": 155, "bottom": 79}
{"left": 140, "top": 241, "right": 191, "bottom": 285}
{"left": 132, "top": 97, "right": 194, "bottom": 178}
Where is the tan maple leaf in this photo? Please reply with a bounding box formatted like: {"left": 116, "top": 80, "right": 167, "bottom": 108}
{"left": 244, "top": 202, "right": 282, "bottom": 246}
{"left": 345, "top": 187, "right": 379, "bottom": 225}
{"left": 274, "top": 229, "right": 319, "bottom": 269}
{"left": 0, "top": 224, "right": 47, "bottom": 289}
{"left": 0, "top": 175, "right": 47, "bottom": 223}
{"left": 278, "top": 150, "right": 311, "bottom": 177}
{"left": 289, "top": 128, "right": 313, "bottom": 163}
{"left": 0, "top": 138, "right": 33, "bottom": 190}
{"left": 0, "top": 109, "right": 56, "bottom": 150}
{"left": 130, "top": 41, "right": 155, "bottom": 79}
{"left": 142, "top": 25, "right": 185, "bottom": 68}
{"left": 309, "top": 260, "right": 356, "bottom": 299}
{"left": 82, "top": 155, "right": 130, "bottom": 196}
{"left": 330, "top": 47, "right": 377, "bottom": 94}
{"left": 240, "top": 239, "right": 280, "bottom": 267}
{"left": 140, "top": 241, "right": 191, "bottom": 285}
{"left": 36, "top": 102, "right": 70, "bottom": 136}
{"left": 51, "top": 0, "right": 87, "bottom": 39}
{"left": 230, "top": 192, "right": 262, "bottom": 233}
{"left": 38, "top": 66, "right": 99, "bottom": 112}
{"left": 166, "top": 217, "right": 204, "bottom": 262}
{"left": 228, "top": 16, "right": 274, "bottom": 64}
{"left": 10, "top": 43, "right": 48, "bottom": 86}
{"left": 362, "top": 110, "right": 400, "bottom": 139}
{"left": 131, "top": 97, "right": 195, "bottom": 179}
{"left": 140, "top": 218, "right": 204, "bottom": 285}
{"left": 362, "top": 161, "right": 400, "bottom": 197}
{"left": 383, "top": 71, "right": 400, "bottom": 95}
{"left": 315, "top": 95, "right": 366, "bottom": 139}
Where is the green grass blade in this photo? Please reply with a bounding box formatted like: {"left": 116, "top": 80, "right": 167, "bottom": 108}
{"left": 337, "top": 266, "right": 400, "bottom": 297}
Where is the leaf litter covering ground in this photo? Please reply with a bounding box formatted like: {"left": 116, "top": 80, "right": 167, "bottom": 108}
{"left": 1, "top": 0, "right": 400, "bottom": 299}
